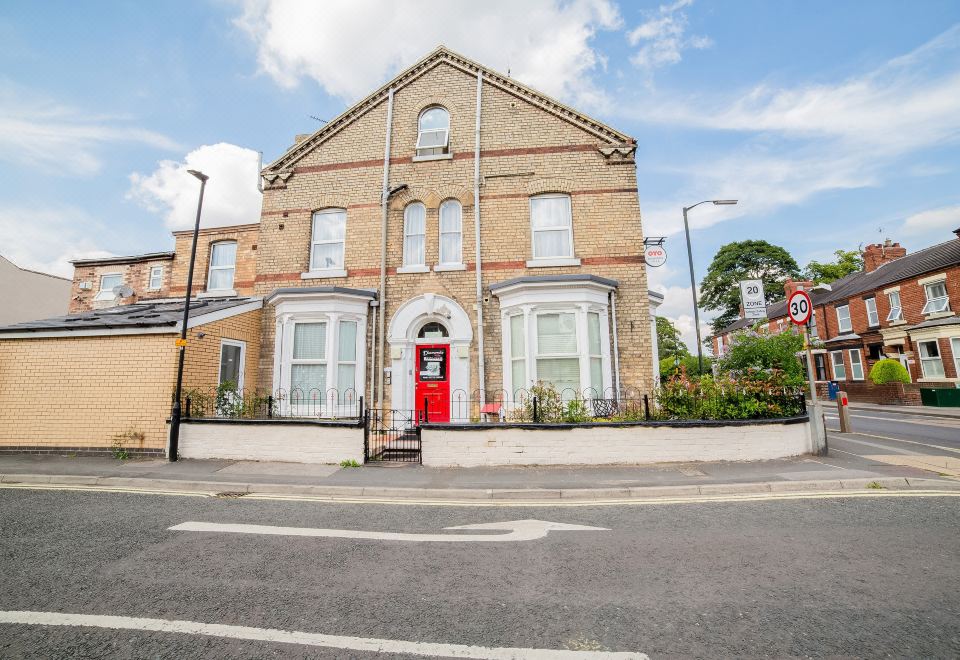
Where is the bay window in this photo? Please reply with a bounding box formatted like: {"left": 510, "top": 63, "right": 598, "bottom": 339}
{"left": 536, "top": 312, "right": 581, "bottom": 395}
{"left": 438, "top": 200, "right": 462, "bottom": 265}
{"left": 290, "top": 322, "right": 327, "bottom": 405}
{"left": 835, "top": 304, "right": 852, "bottom": 333}
{"left": 921, "top": 281, "right": 949, "bottom": 314}
{"left": 509, "top": 314, "right": 526, "bottom": 396}
{"left": 952, "top": 337, "right": 960, "bottom": 377}
{"left": 530, "top": 194, "right": 573, "bottom": 260}
{"left": 588, "top": 312, "right": 602, "bottom": 395}
{"left": 918, "top": 340, "right": 945, "bottom": 378}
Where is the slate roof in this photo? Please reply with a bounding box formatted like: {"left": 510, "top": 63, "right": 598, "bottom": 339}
{"left": 0, "top": 297, "right": 257, "bottom": 334}
{"left": 489, "top": 274, "right": 619, "bottom": 292}
{"left": 716, "top": 237, "right": 960, "bottom": 335}
{"left": 908, "top": 315, "right": 960, "bottom": 331}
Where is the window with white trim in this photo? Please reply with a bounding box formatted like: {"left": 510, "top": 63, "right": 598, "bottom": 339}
{"left": 864, "top": 297, "right": 879, "bottom": 327}
{"left": 509, "top": 314, "right": 526, "bottom": 396}
{"left": 587, "top": 312, "right": 602, "bottom": 396}
{"left": 535, "top": 312, "right": 580, "bottom": 395}
{"left": 918, "top": 340, "right": 945, "bottom": 378}
{"left": 94, "top": 273, "right": 122, "bottom": 301}
{"left": 849, "top": 348, "right": 864, "bottom": 380}
{"left": 886, "top": 291, "right": 903, "bottom": 321}
{"left": 416, "top": 107, "right": 449, "bottom": 156}
{"left": 337, "top": 320, "right": 357, "bottom": 404}
{"left": 438, "top": 199, "right": 462, "bottom": 265}
{"left": 809, "top": 311, "right": 818, "bottom": 338}
{"left": 148, "top": 266, "right": 163, "bottom": 291}
{"left": 952, "top": 337, "right": 960, "bottom": 378}
{"left": 830, "top": 351, "right": 846, "bottom": 380}
{"left": 290, "top": 322, "right": 327, "bottom": 400}
{"left": 207, "top": 241, "right": 237, "bottom": 291}
{"left": 310, "top": 209, "right": 346, "bottom": 271}
{"left": 403, "top": 203, "right": 426, "bottom": 267}
{"left": 921, "top": 281, "right": 949, "bottom": 314}
{"left": 836, "top": 304, "right": 852, "bottom": 333}
{"left": 530, "top": 194, "right": 573, "bottom": 259}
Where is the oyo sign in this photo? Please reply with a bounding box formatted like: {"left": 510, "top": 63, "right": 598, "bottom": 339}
{"left": 644, "top": 245, "right": 667, "bottom": 267}
{"left": 739, "top": 280, "right": 766, "bottom": 319}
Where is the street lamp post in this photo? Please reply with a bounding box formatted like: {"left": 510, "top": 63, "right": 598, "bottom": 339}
{"left": 168, "top": 169, "right": 209, "bottom": 462}
{"left": 682, "top": 199, "right": 738, "bottom": 374}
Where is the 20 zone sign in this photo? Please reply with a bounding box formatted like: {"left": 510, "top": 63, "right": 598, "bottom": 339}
{"left": 787, "top": 290, "right": 812, "bottom": 325}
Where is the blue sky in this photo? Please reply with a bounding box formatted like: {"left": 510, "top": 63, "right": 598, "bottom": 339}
{"left": 2, "top": 0, "right": 959, "bottom": 348}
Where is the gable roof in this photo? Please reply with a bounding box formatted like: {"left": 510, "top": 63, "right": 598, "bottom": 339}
{"left": 264, "top": 45, "right": 635, "bottom": 175}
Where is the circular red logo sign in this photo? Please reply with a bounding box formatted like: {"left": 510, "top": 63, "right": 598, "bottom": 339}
{"left": 787, "top": 290, "right": 812, "bottom": 325}
{"left": 644, "top": 245, "right": 667, "bottom": 267}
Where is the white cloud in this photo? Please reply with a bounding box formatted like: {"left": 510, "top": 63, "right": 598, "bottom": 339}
{"left": 652, "top": 280, "right": 716, "bottom": 356}
{"left": 633, "top": 25, "right": 960, "bottom": 238}
{"left": 234, "top": 0, "right": 621, "bottom": 110}
{"left": 903, "top": 203, "right": 960, "bottom": 233}
{"left": 0, "top": 205, "right": 114, "bottom": 277}
{"left": 0, "top": 80, "right": 179, "bottom": 176}
{"left": 627, "top": 0, "right": 711, "bottom": 73}
{"left": 127, "top": 143, "right": 262, "bottom": 230}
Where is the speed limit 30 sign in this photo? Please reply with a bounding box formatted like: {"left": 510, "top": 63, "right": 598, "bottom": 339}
{"left": 787, "top": 290, "right": 812, "bottom": 325}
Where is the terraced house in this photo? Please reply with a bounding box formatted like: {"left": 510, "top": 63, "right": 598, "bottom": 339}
{"left": 0, "top": 47, "right": 659, "bottom": 455}
{"left": 712, "top": 230, "right": 960, "bottom": 405}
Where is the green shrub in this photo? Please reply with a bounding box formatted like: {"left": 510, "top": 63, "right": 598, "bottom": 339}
{"left": 869, "top": 359, "right": 910, "bottom": 385}
{"left": 655, "top": 370, "right": 804, "bottom": 420}
{"left": 717, "top": 326, "right": 807, "bottom": 388}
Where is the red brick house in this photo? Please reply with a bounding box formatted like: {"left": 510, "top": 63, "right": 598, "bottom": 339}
{"left": 712, "top": 229, "right": 960, "bottom": 404}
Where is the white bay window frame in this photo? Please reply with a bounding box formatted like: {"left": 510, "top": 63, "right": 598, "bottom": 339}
{"left": 918, "top": 340, "right": 945, "bottom": 379}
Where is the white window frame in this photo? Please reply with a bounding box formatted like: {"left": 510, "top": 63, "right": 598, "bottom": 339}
{"left": 287, "top": 320, "right": 329, "bottom": 415}
{"left": 849, "top": 348, "right": 865, "bottom": 380}
{"left": 94, "top": 273, "right": 122, "bottom": 301}
{"left": 918, "top": 340, "right": 945, "bottom": 379}
{"left": 830, "top": 350, "right": 846, "bottom": 380}
{"left": 437, "top": 199, "right": 463, "bottom": 266}
{"left": 217, "top": 339, "right": 246, "bottom": 391}
{"left": 207, "top": 241, "right": 237, "bottom": 293}
{"left": 886, "top": 290, "right": 903, "bottom": 322}
{"left": 534, "top": 310, "right": 582, "bottom": 398}
{"left": 335, "top": 319, "right": 359, "bottom": 410}
{"left": 508, "top": 314, "right": 526, "bottom": 396}
{"left": 416, "top": 106, "right": 450, "bottom": 156}
{"left": 306, "top": 208, "right": 347, "bottom": 276}
{"left": 148, "top": 266, "right": 163, "bottom": 291}
{"left": 529, "top": 193, "right": 574, "bottom": 262}
{"left": 952, "top": 337, "right": 960, "bottom": 378}
{"left": 921, "top": 280, "right": 950, "bottom": 315}
{"left": 402, "top": 202, "right": 427, "bottom": 270}
{"left": 864, "top": 297, "right": 879, "bottom": 327}
{"left": 835, "top": 305, "right": 852, "bottom": 333}
{"left": 809, "top": 310, "right": 818, "bottom": 338}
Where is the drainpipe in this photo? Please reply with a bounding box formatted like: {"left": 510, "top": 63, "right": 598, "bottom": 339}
{"left": 376, "top": 87, "right": 395, "bottom": 409}
{"left": 474, "top": 71, "right": 486, "bottom": 407}
{"left": 610, "top": 290, "right": 621, "bottom": 399}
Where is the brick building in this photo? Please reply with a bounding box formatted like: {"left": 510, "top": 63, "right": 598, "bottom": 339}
{"left": 0, "top": 46, "right": 657, "bottom": 452}
{"left": 712, "top": 230, "right": 960, "bottom": 404}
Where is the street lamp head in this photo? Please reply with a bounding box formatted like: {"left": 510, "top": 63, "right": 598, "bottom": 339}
{"left": 712, "top": 199, "right": 738, "bottom": 205}
{"left": 187, "top": 169, "right": 209, "bottom": 182}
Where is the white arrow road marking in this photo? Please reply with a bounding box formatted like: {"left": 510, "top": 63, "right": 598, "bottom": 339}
{"left": 0, "top": 611, "right": 647, "bottom": 659}
{"left": 169, "top": 519, "right": 608, "bottom": 543}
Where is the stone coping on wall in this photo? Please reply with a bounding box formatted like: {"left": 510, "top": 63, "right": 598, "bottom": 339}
{"left": 422, "top": 415, "right": 809, "bottom": 431}
{"left": 174, "top": 417, "right": 364, "bottom": 428}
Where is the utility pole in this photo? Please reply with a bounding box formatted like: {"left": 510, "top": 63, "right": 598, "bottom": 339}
{"left": 803, "top": 324, "right": 827, "bottom": 455}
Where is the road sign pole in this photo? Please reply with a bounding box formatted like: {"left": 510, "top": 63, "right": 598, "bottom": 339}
{"left": 803, "top": 324, "right": 826, "bottom": 455}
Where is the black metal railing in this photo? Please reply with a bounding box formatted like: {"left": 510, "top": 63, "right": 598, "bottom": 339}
{"left": 365, "top": 408, "right": 421, "bottom": 463}
{"left": 179, "top": 386, "right": 363, "bottom": 420}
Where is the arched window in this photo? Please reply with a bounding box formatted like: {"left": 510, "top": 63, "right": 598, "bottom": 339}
{"left": 207, "top": 241, "right": 237, "bottom": 291}
{"left": 403, "top": 203, "right": 426, "bottom": 267}
{"left": 310, "top": 208, "right": 347, "bottom": 272}
{"left": 416, "top": 107, "right": 449, "bottom": 156}
{"left": 418, "top": 321, "right": 449, "bottom": 339}
{"left": 530, "top": 194, "right": 573, "bottom": 260}
{"left": 438, "top": 199, "right": 462, "bottom": 265}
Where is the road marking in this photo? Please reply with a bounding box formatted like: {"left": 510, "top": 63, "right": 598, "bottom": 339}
{"left": 823, "top": 412, "right": 960, "bottom": 428}
{"left": 2, "top": 483, "right": 959, "bottom": 506}
{"left": 831, "top": 431, "right": 960, "bottom": 455}
{"left": 170, "top": 519, "right": 609, "bottom": 543}
{"left": 0, "top": 610, "right": 646, "bottom": 659}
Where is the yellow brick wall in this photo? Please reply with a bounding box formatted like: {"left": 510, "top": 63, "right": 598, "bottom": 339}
{"left": 181, "top": 309, "right": 262, "bottom": 394}
{"left": 69, "top": 258, "right": 173, "bottom": 313}
{"left": 171, "top": 224, "right": 260, "bottom": 298}
{"left": 0, "top": 334, "right": 177, "bottom": 451}
{"left": 254, "top": 60, "right": 652, "bottom": 402}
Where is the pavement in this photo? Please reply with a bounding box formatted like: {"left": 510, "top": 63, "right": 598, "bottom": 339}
{"left": 1, "top": 486, "right": 958, "bottom": 657}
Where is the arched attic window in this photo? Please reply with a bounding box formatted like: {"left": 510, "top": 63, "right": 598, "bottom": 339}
{"left": 416, "top": 107, "right": 449, "bottom": 157}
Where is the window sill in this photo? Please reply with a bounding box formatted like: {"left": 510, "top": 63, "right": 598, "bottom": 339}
{"left": 526, "top": 257, "right": 581, "bottom": 268}
{"left": 888, "top": 319, "right": 906, "bottom": 326}
{"left": 433, "top": 263, "right": 466, "bottom": 272}
{"left": 918, "top": 376, "right": 955, "bottom": 383}
{"left": 412, "top": 153, "right": 453, "bottom": 162}
{"left": 199, "top": 289, "right": 237, "bottom": 298}
{"left": 92, "top": 294, "right": 117, "bottom": 302}
{"left": 923, "top": 310, "right": 953, "bottom": 319}
{"left": 301, "top": 269, "right": 347, "bottom": 280}
{"left": 397, "top": 265, "right": 430, "bottom": 274}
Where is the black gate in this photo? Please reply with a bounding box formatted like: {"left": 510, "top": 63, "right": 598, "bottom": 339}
{"left": 364, "top": 409, "right": 421, "bottom": 463}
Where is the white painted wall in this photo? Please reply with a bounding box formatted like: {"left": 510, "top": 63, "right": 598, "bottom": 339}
{"left": 421, "top": 421, "right": 813, "bottom": 467}
{"left": 179, "top": 422, "right": 363, "bottom": 464}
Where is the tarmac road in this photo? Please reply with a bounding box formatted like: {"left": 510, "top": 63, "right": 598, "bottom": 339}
{"left": 1, "top": 487, "right": 958, "bottom": 658}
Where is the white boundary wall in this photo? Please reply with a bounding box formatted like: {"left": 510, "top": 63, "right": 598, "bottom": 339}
{"left": 179, "top": 422, "right": 364, "bottom": 464}
{"left": 422, "top": 420, "right": 813, "bottom": 467}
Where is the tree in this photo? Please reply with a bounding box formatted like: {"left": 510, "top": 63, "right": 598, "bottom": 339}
{"left": 804, "top": 249, "right": 863, "bottom": 284}
{"left": 869, "top": 359, "right": 910, "bottom": 385}
{"left": 660, "top": 354, "right": 712, "bottom": 379}
{"left": 655, "top": 316, "right": 689, "bottom": 361}
{"left": 715, "top": 326, "right": 806, "bottom": 387}
{"left": 700, "top": 240, "right": 801, "bottom": 333}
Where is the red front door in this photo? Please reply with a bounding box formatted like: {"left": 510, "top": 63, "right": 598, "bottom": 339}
{"left": 415, "top": 344, "right": 450, "bottom": 423}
